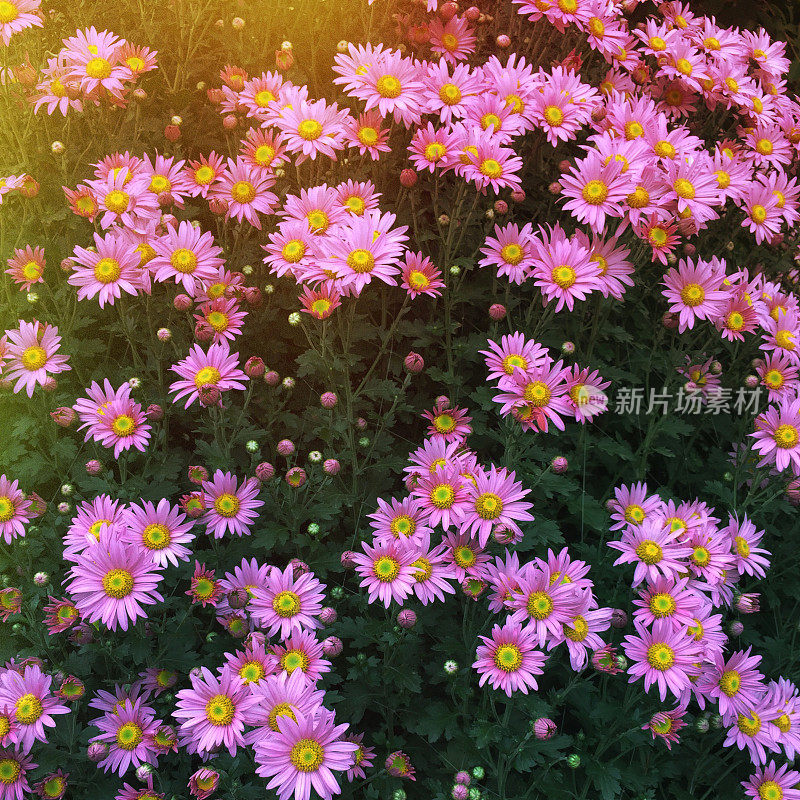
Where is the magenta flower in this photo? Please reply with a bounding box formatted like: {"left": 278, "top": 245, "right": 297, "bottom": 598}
{"left": 532, "top": 235, "right": 600, "bottom": 313}
{"left": 724, "top": 513, "right": 771, "bottom": 578}
{"left": 194, "top": 297, "right": 247, "bottom": 344}
{"left": 456, "top": 466, "right": 533, "bottom": 547}
{"left": 5, "top": 245, "right": 44, "bottom": 291}
{"left": 632, "top": 576, "right": 700, "bottom": 630}
{"left": 122, "top": 498, "right": 196, "bottom": 567}
{"left": 0, "top": 0, "right": 42, "bottom": 45}
{"left": 608, "top": 482, "right": 662, "bottom": 530}
{"left": 622, "top": 620, "right": 702, "bottom": 702}
{"left": 210, "top": 157, "right": 277, "bottom": 230}
{"left": 367, "top": 496, "right": 431, "bottom": 547}
{"left": 479, "top": 223, "right": 537, "bottom": 285}
{"left": 750, "top": 396, "right": 800, "bottom": 475}
{"left": 556, "top": 605, "right": 614, "bottom": 671}
{"left": 696, "top": 648, "right": 766, "bottom": 721}
{"left": 4, "top": 320, "right": 70, "bottom": 398}
{"left": 473, "top": 621, "right": 546, "bottom": 696}
{"left": 200, "top": 470, "right": 264, "bottom": 538}
{"left": 84, "top": 395, "right": 151, "bottom": 458}
{"left": 89, "top": 698, "right": 161, "bottom": 776}
{"left": 69, "top": 231, "right": 142, "bottom": 307}
{"left": 254, "top": 707, "right": 358, "bottom": 800}
{"left": 250, "top": 563, "right": 325, "bottom": 641}
{"left": 269, "top": 630, "right": 331, "bottom": 684}
{"left": 65, "top": 530, "right": 164, "bottom": 631}
{"left": 480, "top": 333, "right": 549, "bottom": 383}
{"left": 409, "top": 532, "right": 457, "bottom": 605}
{"left": 411, "top": 465, "right": 469, "bottom": 531}
{"left": 608, "top": 518, "right": 693, "bottom": 586}
{"left": 421, "top": 398, "right": 472, "bottom": 444}
{"left": 643, "top": 704, "right": 688, "bottom": 750}
{"left": 173, "top": 667, "right": 258, "bottom": 757}
{"left": 742, "top": 761, "right": 800, "bottom": 800}
{"left": 245, "top": 670, "right": 324, "bottom": 743}
{"left": 0, "top": 665, "right": 69, "bottom": 754}
{"left": 272, "top": 98, "right": 349, "bottom": 164}
{"left": 724, "top": 697, "right": 781, "bottom": 766}
{"left": 169, "top": 341, "right": 248, "bottom": 409}
{"left": 0, "top": 475, "right": 31, "bottom": 544}
{"left": 352, "top": 540, "right": 416, "bottom": 607}
{"left": 0, "top": 748, "right": 35, "bottom": 799}
{"left": 662, "top": 257, "right": 729, "bottom": 332}
{"left": 150, "top": 221, "right": 224, "bottom": 295}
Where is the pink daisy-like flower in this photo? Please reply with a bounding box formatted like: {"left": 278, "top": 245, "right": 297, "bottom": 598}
{"left": 69, "top": 231, "right": 142, "bottom": 307}
{"left": 210, "top": 158, "right": 277, "bottom": 230}
{"left": 480, "top": 333, "right": 548, "bottom": 383}
{"left": 354, "top": 51, "right": 425, "bottom": 128}
{"left": 409, "top": 532, "right": 457, "bottom": 605}
{"left": 662, "top": 257, "right": 728, "bottom": 332}
{"left": 751, "top": 396, "right": 800, "bottom": 475}
{"left": 343, "top": 110, "right": 391, "bottom": 160}
{"left": 456, "top": 466, "right": 533, "bottom": 547}
{"left": 557, "top": 604, "right": 614, "bottom": 671}
{"left": 87, "top": 169, "right": 159, "bottom": 233}
{"left": 564, "top": 364, "right": 609, "bottom": 423}
{"left": 740, "top": 181, "right": 783, "bottom": 245}
{"left": 724, "top": 514, "right": 771, "bottom": 578}
{"left": 244, "top": 670, "right": 324, "bottom": 743}
{"left": 422, "top": 59, "right": 480, "bottom": 124}
{"left": 0, "top": 475, "right": 31, "bottom": 544}
{"left": 122, "top": 499, "right": 195, "bottom": 567}
{"left": 169, "top": 341, "right": 248, "bottom": 409}
{"left": 5, "top": 246, "right": 44, "bottom": 291}
{"left": 263, "top": 220, "right": 315, "bottom": 279}
{"left": 3, "top": 319, "right": 70, "bottom": 398}
{"left": 272, "top": 98, "right": 349, "bottom": 164}
{"left": 84, "top": 395, "right": 151, "bottom": 459}
{"left": 200, "top": 470, "right": 264, "bottom": 539}
{"left": 336, "top": 179, "right": 380, "bottom": 218}
{"left": 141, "top": 153, "right": 190, "bottom": 206}
{"left": 0, "top": 174, "right": 25, "bottom": 204}
{"left": 32, "top": 54, "right": 82, "bottom": 115}
{"left": 65, "top": 27, "right": 127, "bottom": 99}
{"left": 282, "top": 185, "right": 348, "bottom": 236}
{"left": 184, "top": 152, "right": 225, "bottom": 198}
{"left": 0, "top": 748, "right": 35, "bottom": 799}
{"left": 221, "top": 640, "right": 275, "bottom": 688}
{"left": 240, "top": 128, "right": 287, "bottom": 176}
{"left": 367, "top": 496, "right": 431, "bottom": 547}
{"left": 194, "top": 298, "right": 247, "bottom": 344}
{"left": 560, "top": 154, "right": 628, "bottom": 234}
{"left": 742, "top": 762, "right": 800, "bottom": 800}
{"left": 473, "top": 621, "right": 546, "bottom": 696}
{"left": 0, "top": 0, "right": 42, "bottom": 46}
{"left": 65, "top": 530, "right": 164, "bottom": 632}
{"left": 622, "top": 620, "right": 702, "bottom": 702}
{"left": 760, "top": 308, "right": 799, "bottom": 364}
{"left": 758, "top": 352, "right": 799, "bottom": 401}
{"left": 400, "top": 252, "right": 444, "bottom": 299}
{"left": 442, "top": 530, "right": 492, "bottom": 583}
{"left": 412, "top": 465, "right": 469, "bottom": 531}
{"left": 461, "top": 137, "right": 523, "bottom": 194}
{"left": 643, "top": 704, "right": 688, "bottom": 750}
{"left": 250, "top": 563, "right": 325, "bottom": 641}
{"left": 509, "top": 567, "right": 582, "bottom": 647}
{"left": 429, "top": 14, "right": 476, "bottom": 64}
{"left": 343, "top": 733, "right": 375, "bottom": 782}
{"left": 72, "top": 379, "right": 130, "bottom": 437}
{"left": 150, "top": 221, "right": 224, "bottom": 295}
{"left": 299, "top": 286, "right": 341, "bottom": 320}
{"left": 532, "top": 235, "right": 600, "bottom": 312}
{"left": 352, "top": 540, "right": 416, "bottom": 607}
{"left": 408, "top": 122, "right": 461, "bottom": 173}
{"left": 479, "top": 223, "right": 537, "bottom": 285}
{"left": 62, "top": 494, "right": 127, "bottom": 560}
{"left": 608, "top": 518, "right": 693, "bottom": 586}
{"left": 696, "top": 648, "right": 766, "bottom": 721}
{"left": 724, "top": 698, "right": 781, "bottom": 766}
{"left": 89, "top": 698, "right": 161, "bottom": 776}
{"left": 254, "top": 708, "right": 358, "bottom": 800}
{"left": 422, "top": 398, "right": 472, "bottom": 444}
{"left": 0, "top": 665, "right": 69, "bottom": 754}
{"left": 269, "top": 630, "right": 331, "bottom": 684}
{"left": 173, "top": 667, "right": 258, "bottom": 757}
{"left": 632, "top": 576, "right": 699, "bottom": 630}
{"left": 186, "top": 561, "right": 221, "bottom": 607}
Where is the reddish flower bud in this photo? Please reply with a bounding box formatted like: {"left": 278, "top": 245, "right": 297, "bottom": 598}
{"left": 20, "top": 176, "right": 39, "bottom": 198}
{"left": 533, "top": 717, "right": 557, "bottom": 740}
{"left": 174, "top": 294, "right": 193, "bottom": 311}
{"left": 322, "top": 636, "right": 342, "bottom": 656}
{"left": 244, "top": 286, "right": 262, "bottom": 307}
{"left": 198, "top": 384, "right": 221, "bottom": 406}
{"left": 222, "top": 114, "right": 238, "bottom": 130}
{"left": 264, "top": 370, "right": 280, "bottom": 386}
{"left": 323, "top": 458, "right": 340, "bottom": 475}
{"left": 493, "top": 199, "right": 508, "bottom": 214}
{"left": 209, "top": 197, "right": 228, "bottom": 215}
{"left": 341, "top": 550, "right": 356, "bottom": 568}
{"left": 188, "top": 465, "right": 209, "bottom": 484}
{"left": 397, "top": 609, "right": 417, "bottom": 628}
{"left": 591, "top": 104, "right": 607, "bottom": 123}
{"left": 164, "top": 124, "right": 181, "bottom": 142}
{"left": 400, "top": 168, "right": 418, "bottom": 188}
{"left": 404, "top": 352, "right": 425, "bottom": 374}
{"left": 496, "top": 34, "right": 511, "bottom": 48}
{"left": 194, "top": 320, "right": 214, "bottom": 341}
{"left": 440, "top": 1, "right": 458, "bottom": 20}
{"left": 465, "top": 5, "right": 480, "bottom": 20}
{"left": 275, "top": 49, "right": 294, "bottom": 71}
{"left": 320, "top": 391, "right": 338, "bottom": 408}
{"left": 255, "top": 462, "right": 275, "bottom": 482}
{"left": 244, "top": 356, "right": 265, "bottom": 377}
{"left": 86, "top": 459, "right": 103, "bottom": 476}
{"left": 207, "top": 87, "right": 224, "bottom": 104}
{"left": 50, "top": 407, "right": 75, "bottom": 427}
{"left": 510, "top": 189, "right": 525, "bottom": 203}
{"left": 489, "top": 303, "right": 506, "bottom": 320}
{"left": 146, "top": 404, "right": 163, "bottom": 420}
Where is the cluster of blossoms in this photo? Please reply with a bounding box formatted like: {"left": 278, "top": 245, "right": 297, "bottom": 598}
{"left": 484, "top": 332, "right": 609, "bottom": 432}
{"left": 348, "top": 395, "right": 617, "bottom": 696}
{"left": 608, "top": 482, "right": 800, "bottom": 789}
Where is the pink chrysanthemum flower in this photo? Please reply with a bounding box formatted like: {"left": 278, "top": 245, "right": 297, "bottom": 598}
{"left": 532, "top": 236, "right": 600, "bottom": 312}
{"left": 492, "top": 360, "right": 572, "bottom": 433}
{"left": 422, "top": 59, "right": 480, "bottom": 124}
{"left": 724, "top": 699, "right": 781, "bottom": 766}
{"left": 457, "top": 466, "right": 533, "bottom": 547}
{"left": 251, "top": 563, "right": 325, "bottom": 641}
{"left": 557, "top": 604, "right": 614, "bottom": 671}
{"left": 751, "top": 396, "right": 800, "bottom": 475}
{"left": 3, "top": 319, "right": 70, "bottom": 398}
{"left": 400, "top": 252, "right": 444, "bottom": 299}
{"left": 479, "top": 222, "right": 537, "bottom": 285}
{"left": 643, "top": 704, "right": 688, "bottom": 750}
{"left": 89, "top": 698, "right": 161, "bottom": 776}
{"left": 696, "top": 648, "right": 766, "bottom": 721}
{"left": 282, "top": 185, "right": 348, "bottom": 236}
{"left": 244, "top": 670, "right": 324, "bottom": 743}
{"left": 150, "top": 221, "right": 224, "bottom": 296}
{"left": 173, "top": 667, "right": 258, "bottom": 757}
{"left": 263, "top": 220, "right": 315, "bottom": 279}
{"left": 200, "top": 470, "right": 264, "bottom": 539}
{"left": 343, "top": 732, "right": 375, "bottom": 782}
{"left": 186, "top": 561, "right": 221, "bottom": 607}
{"left": 473, "top": 621, "right": 546, "bottom": 697}
{"left": 70, "top": 231, "right": 142, "bottom": 307}
{"left": 409, "top": 532, "right": 457, "bottom": 605}
{"left": 344, "top": 110, "right": 391, "bottom": 160}
{"left": 560, "top": 154, "right": 627, "bottom": 234}
{"left": 352, "top": 540, "right": 416, "bottom": 607}
{"left": 764, "top": 678, "right": 800, "bottom": 760}
{"left": 299, "top": 286, "right": 342, "bottom": 320}
{"left": 269, "top": 630, "right": 331, "bottom": 684}
{"left": 758, "top": 352, "right": 800, "bottom": 402}
{"left": 0, "top": 475, "right": 31, "bottom": 544}
{"left": 622, "top": 620, "right": 702, "bottom": 702}
{"left": 169, "top": 341, "right": 248, "bottom": 409}
{"left": 760, "top": 308, "right": 799, "bottom": 364}
{"left": 240, "top": 128, "right": 287, "bottom": 176}
{"left": 509, "top": 567, "right": 582, "bottom": 647}
{"left": 65, "top": 530, "right": 164, "bottom": 631}
{"left": 0, "top": 0, "right": 42, "bottom": 45}
{"left": 742, "top": 761, "right": 800, "bottom": 800}
{"left": 272, "top": 98, "right": 349, "bottom": 164}
{"left": 442, "top": 530, "right": 491, "bottom": 583}
{"left": 254, "top": 708, "right": 358, "bottom": 800}
{"left": 718, "top": 292, "right": 759, "bottom": 341}
{"left": 65, "top": 27, "right": 128, "bottom": 99}
{"left": 5, "top": 245, "right": 44, "bottom": 291}
{"left": 195, "top": 266, "right": 244, "bottom": 304}
{"left": 220, "top": 640, "right": 274, "bottom": 688}
{"left": 32, "top": 55, "right": 82, "bottom": 116}
{"left": 0, "top": 665, "right": 69, "bottom": 754}
{"left": 429, "top": 14, "right": 476, "bottom": 64}
{"left": 662, "top": 257, "right": 728, "bottom": 332}
{"left": 238, "top": 70, "right": 283, "bottom": 119}
{"left": 73, "top": 379, "right": 130, "bottom": 437}
{"left": 461, "top": 137, "right": 523, "bottom": 194}
{"left": 354, "top": 51, "right": 425, "bottom": 128}
{"left": 0, "top": 748, "right": 35, "bottom": 799}
{"left": 632, "top": 576, "right": 699, "bottom": 630}
{"left": 141, "top": 153, "right": 190, "bottom": 206}
{"left": 43, "top": 596, "right": 80, "bottom": 635}
{"left": 422, "top": 398, "right": 472, "bottom": 444}
{"left": 412, "top": 465, "right": 469, "bottom": 530}
{"left": 367, "top": 496, "right": 431, "bottom": 548}
{"left": 194, "top": 298, "right": 247, "bottom": 344}
{"left": 123, "top": 499, "right": 195, "bottom": 567}
{"left": 184, "top": 152, "right": 225, "bottom": 198}
{"left": 336, "top": 179, "right": 380, "bottom": 219}
{"left": 480, "top": 333, "right": 548, "bottom": 383}
{"left": 210, "top": 158, "right": 277, "bottom": 229}
{"left": 408, "top": 122, "right": 461, "bottom": 173}
{"left": 87, "top": 169, "right": 159, "bottom": 233}
{"left": 85, "top": 395, "right": 151, "bottom": 458}
{"left": 740, "top": 182, "right": 783, "bottom": 245}
{"left": 608, "top": 519, "right": 693, "bottom": 586}
{"left": 62, "top": 494, "right": 127, "bottom": 560}
{"left": 564, "top": 364, "right": 610, "bottom": 423}
{"left": 724, "top": 514, "right": 771, "bottom": 578}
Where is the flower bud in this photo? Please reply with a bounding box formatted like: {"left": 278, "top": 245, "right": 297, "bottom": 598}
{"left": 277, "top": 439, "right": 295, "bottom": 456}
{"left": 494, "top": 200, "right": 508, "bottom": 215}
{"left": 404, "top": 352, "right": 424, "bottom": 374}
{"left": 244, "top": 286, "right": 262, "bottom": 307}
{"left": 727, "top": 620, "right": 744, "bottom": 636}
{"left": 320, "top": 391, "right": 338, "bottom": 408}
{"left": 452, "top": 786, "right": 468, "bottom": 800}
{"left": 174, "top": 294, "right": 193, "bottom": 311}
{"left": 146, "top": 404, "right": 163, "bottom": 420}
{"left": 561, "top": 340, "right": 576, "bottom": 355}
{"left": 198, "top": 384, "right": 221, "bottom": 406}
{"left": 51, "top": 407, "right": 75, "bottom": 427}
{"left": 745, "top": 374, "right": 759, "bottom": 388}
{"left": 496, "top": 34, "right": 511, "bottom": 48}
{"left": 566, "top": 753, "right": 581, "bottom": 769}
{"left": 231, "top": 16, "right": 244, "bottom": 29}
{"left": 510, "top": 189, "right": 525, "bottom": 203}
{"left": 532, "top": 717, "right": 557, "bottom": 740}
{"left": 87, "top": 743, "right": 108, "bottom": 762}
{"left": 264, "top": 370, "right": 280, "bottom": 386}
{"left": 323, "top": 458, "right": 340, "bottom": 475}
{"left": 610, "top": 608, "right": 628, "bottom": 628}
{"left": 319, "top": 606, "right": 337, "bottom": 624}
{"left": 397, "top": 609, "right": 417, "bottom": 628}
{"left": 51, "top": 141, "right": 65, "bottom": 154}
{"left": 443, "top": 659, "right": 458, "bottom": 674}
{"left": 285, "top": 467, "right": 306, "bottom": 487}
{"left": 156, "top": 327, "right": 171, "bottom": 342}
{"left": 400, "top": 168, "right": 418, "bottom": 188}
{"left": 551, "top": 456, "right": 568, "bottom": 474}
{"left": 245, "top": 440, "right": 259, "bottom": 453}
{"left": 489, "top": 303, "right": 506, "bottom": 320}
{"left": 195, "top": 320, "right": 214, "bottom": 341}
{"left": 86, "top": 459, "right": 103, "bottom": 476}
{"left": 164, "top": 124, "right": 181, "bottom": 142}
{"left": 227, "top": 588, "right": 249, "bottom": 609}
{"left": 322, "top": 636, "right": 342, "bottom": 656}
{"left": 455, "top": 771, "right": 471, "bottom": 786}
{"left": 282, "top": 376, "right": 295, "bottom": 390}
{"left": 209, "top": 197, "right": 228, "bottom": 215}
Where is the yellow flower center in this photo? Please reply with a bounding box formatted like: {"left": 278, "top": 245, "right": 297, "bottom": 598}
{"left": 750, "top": 204, "right": 767, "bottom": 223}
{"left": 646, "top": 642, "right": 675, "bottom": 671}
{"left": 213, "top": 493, "right": 240, "bottom": 518}
{"left": 0, "top": 1, "right": 19, "bottom": 23}
{"left": 673, "top": 178, "right": 696, "bottom": 199}
{"left": 441, "top": 32, "right": 459, "bottom": 51}
{"left": 499, "top": 243, "right": 524, "bottom": 265}
{"left": 635, "top": 539, "right": 663, "bottom": 564}
{"left": 344, "top": 196, "right": 365, "bottom": 215}
{"left": 102, "top": 568, "right": 134, "bottom": 598}
{"left": 627, "top": 187, "right": 650, "bottom": 208}
{"left": 111, "top": 414, "right": 136, "bottom": 437}
{"left": 453, "top": 545, "right": 476, "bottom": 568}
{"left": 376, "top": 74, "right": 402, "bottom": 98}
{"left": 290, "top": 738, "right": 325, "bottom": 772}
{"left": 649, "top": 36, "right": 666, "bottom": 51}
{"left": 772, "top": 714, "right": 791, "bottom": 734}
{"left": 680, "top": 283, "right": 705, "bottom": 307}
{"left": 764, "top": 369, "right": 784, "bottom": 389}
{"left": 298, "top": 119, "right": 323, "bottom": 140}
{"left": 551, "top": 265, "right": 577, "bottom": 289}
{"left": 624, "top": 121, "right": 644, "bottom": 140}
{"left": 206, "top": 311, "right": 229, "bottom": 333}
{"left": 86, "top": 57, "right": 112, "bottom": 80}
{"left": 727, "top": 311, "right": 744, "bottom": 331}
{"left": 524, "top": 380, "right": 552, "bottom": 407}
{"left": 390, "top": 514, "right": 415, "bottom": 537}
{"left": 136, "top": 243, "right": 156, "bottom": 266}
{"left": 407, "top": 269, "right": 430, "bottom": 290}
{"left": 564, "top": 614, "right": 589, "bottom": 641}
{"left": 756, "top": 138, "right": 774, "bottom": 156}
{"left": 231, "top": 181, "right": 256, "bottom": 204}
{"left": 439, "top": 83, "right": 462, "bottom": 104}
{"left": 142, "top": 523, "right": 170, "bottom": 549}
{"left": 691, "top": 546, "right": 710, "bottom": 566}
{"left": 737, "top": 711, "right": 761, "bottom": 737}
{"left": 149, "top": 175, "right": 171, "bottom": 193}
{"left": 719, "top": 670, "right": 741, "bottom": 696}
{"left": 280, "top": 649, "right": 310, "bottom": 674}
{"left": 581, "top": 180, "right": 609, "bottom": 204}
{"left": 357, "top": 125, "right": 378, "bottom": 146}
{"left": 479, "top": 158, "right": 502, "bottom": 178}
{"left": 254, "top": 89, "right": 276, "bottom": 107}
{"left": 624, "top": 504, "right": 645, "bottom": 524}
{"left": 493, "top": 643, "right": 523, "bottom": 672}
{"left": 14, "top": 693, "right": 43, "bottom": 725}
{"left": 775, "top": 329, "right": 796, "bottom": 350}
{"left": 774, "top": 424, "right": 799, "bottom": 449}
{"left": 238, "top": 660, "right": 266, "bottom": 684}
{"left": 104, "top": 189, "right": 130, "bottom": 213}
{"left": 501, "top": 353, "right": 527, "bottom": 374}
{"left": 267, "top": 702, "right": 297, "bottom": 731}
{"left": 22, "top": 261, "right": 42, "bottom": 281}
{"left": 411, "top": 556, "right": 432, "bottom": 583}
{"left": 649, "top": 593, "right": 677, "bottom": 617}
{"left": 0, "top": 759, "right": 20, "bottom": 786}
{"left": 205, "top": 694, "right": 235, "bottom": 726}
{"left": 543, "top": 105, "right": 564, "bottom": 126}
{"left": 373, "top": 555, "right": 400, "bottom": 582}
{"left": 758, "top": 780, "right": 783, "bottom": 800}
{"left": 588, "top": 16, "right": 605, "bottom": 36}
{"left": 424, "top": 142, "right": 447, "bottom": 162}
{"left": 475, "top": 492, "right": 503, "bottom": 520}
{"left": 526, "top": 591, "right": 554, "bottom": 620}
{"left": 116, "top": 721, "right": 143, "bottom": 750}
{"left": 94, "top": 257, "right": 121, "bottom": 283}
{"left": 430, "top": 483, "right": 455, "bottom": 509}
{"left": 0, "top": 497, "right": 13, "bottom": 523}
{"left": 347, "top": 249, "right": 375, "bottom": 274}
{"left": 194, "top": 366, "right": 221, "bottom": 389}
{"left": 194, "top": 166, "right": 215, "bottom": 185}
{"left": 675, "top": 57, "right": 693, "bottom": 76}
{"left": 272, "top": 590, "right": 301, "bottom": 618}
{"left": 22, "top": 345, "right": 47, "bottom": 371}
